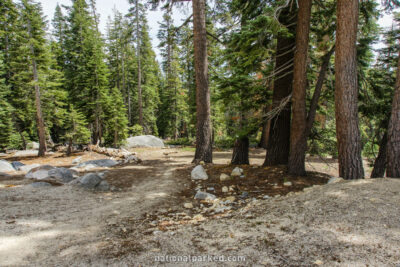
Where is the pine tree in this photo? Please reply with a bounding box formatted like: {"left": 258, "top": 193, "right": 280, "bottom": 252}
{"left": 64, "top": 0, "right": 111, "bottom": 145}
{"left": 0, "top": 52, "right": 13, "bottom": 150}
{"left": 102, "top": 87, "right": 129, "bottom": 147}
{"left": 63, "top": 105, "right": 91, "bottom": 155}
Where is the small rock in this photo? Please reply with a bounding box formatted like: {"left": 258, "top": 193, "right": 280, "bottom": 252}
{"left": 200, "top": 161, "right": 205, "bottom": 165}
{"left": 231, "top": 167, "right": 243, "bottom": 177}
{"left": 194, "top": 191, "right": 216, "bottom": 201}
{"left": 328, "top": 177, "right": 344, "bottom": 184}
{"left": 191, "top": 165, "right": 208, "bottom": 180}
{"left": 184, "top": 203, "right": 193, "bottom": 209}
{"left": 221, "top": 186, "right": 229, "bottom": 193}
{"left": 11, "top": 161, "right": 25, "bottom": 171}
{"left": 229, "top": 185, "right": 235, "bottom": 192}
{"left": 283, "top": 181, "right": 292, "bottom": 187}
{"left": 219, "top": 173, "right": 231, "bottom": 182}
{"left": 224, "top": 196, "right": 236, "bottom": 202}
{"left": 263, "top": 195, "right": 271, "bottom": 199}
{"left": 207, "top": 187, "right": 215, "bottom": 191}
{"left": 240, "top": 175, "right": 245, "bottom": 178}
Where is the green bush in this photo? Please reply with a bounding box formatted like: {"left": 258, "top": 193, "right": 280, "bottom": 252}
{"left": 166, "top": 137, "right": 194, "bottom": 146}
{"left": 129, "top": 124, "right": 144, "bottom": 136}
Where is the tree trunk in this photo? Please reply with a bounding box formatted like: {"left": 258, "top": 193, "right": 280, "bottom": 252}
{"left": 192, "top": 0, "right": 212, "bottom": 163}
{"left": 27, "top": 19, "right": 46, "bottom": 157}
{"left": 371, "top": 132, "right": 387, "bottom": 178}
{"left": 305, "top": 45, "right": 335, "bottom": 138}
{"left": 386, "top": 48, "right": 400, "bottom": 178}
{"left": 67, "top": 138, "right": 73, "bottom": 156}
{"left": 259, "top": 106, "right": 271, "bottom": 149}
{"left": 136, "top": 0, "right": 143, "bottom": 127}
{"left": 335, "top": 0, "right": 364, "bottom": 179}
{"left": 263, "top": 7, "right": 296, "bottom": 166}
{"left": 231, "top": 136, "right": 249, "bottom": 165}
{"left": 288, "top": 0, "right": 312, "bottom": 176}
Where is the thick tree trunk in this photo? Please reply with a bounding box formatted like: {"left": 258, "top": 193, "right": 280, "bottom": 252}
{"left": 263, "top": 7, "right": 296, "bottom": 166}
{"left": 192, "top": 0, "right": 212, "bottom": 163}
{"left": 231, "top": 136, "right": 249, "bottom": 165}
{"left": 27, "top": 19, "right": 46, "bottom": 157}
{"left": 288, "top": 0, "right": 312, "bottom": 176}
{"left": 335, "top": 0, "right": 364, "bottom": 179}
{"left": 371, "top": 132, "right": 388, "bottom": 178}
{"left": 259, "top": 105, "right": 271, "bottom": 149}
{"left": 136, "top": 0, "right": 143, "bottom": 127}
{"left": 386, "top": 49, "right": 400, "bottom": 178}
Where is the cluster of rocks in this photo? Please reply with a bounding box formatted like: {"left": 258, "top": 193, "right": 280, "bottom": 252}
{"left": 187, "top": 165, "right": 251, "bottom": 214}
{"left": 0, "top": 158, "right": 120, "bottom": 191}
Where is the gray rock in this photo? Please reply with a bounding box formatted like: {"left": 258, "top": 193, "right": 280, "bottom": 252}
{"left": 231, "top": 167, "right": 243, "bottom": 177}
{"left": 77, "top": 159, "right": 118, "bottom": 168}
{"left": 0, "top": 160, "right": 15, "bottom": 172}
{"left": 191, "top": 165, "right": 208, "bottom": 180}
{"left": 123, "top": 154, "right": 139, "bottom": 163}
{"left": 29, "top": 182, "right": 52, "bottom": 188}
{"left": 194, "top": 191, "right": 216, "bottom": 201}
{"left": 13, "top": 150, "right": 38, "bottom": 157}
{"left": 11, "top": 161, "right": 25, "bottom": 171}
{"left": 19, "top": 164, "right": 41, "bottom": 173}
{"left": 0, "top": 172, "right": 10, "bottom": 177}
{"left": 97, "top": 180, "right": 110, "bottom": 191}
{"left": 79, "top": 173, "right": 102, "bottom": 189}
{"left": 47, "top": 168, "right": 74, "bottom": 183}
{"left": 25, "top": 165, "right": 55, "bottom": 180}
{"left": 26, "top": 142, "right": 39, "bottom": 150}
{"left": 123, "top": 135, "right": 164, "bottom": 148}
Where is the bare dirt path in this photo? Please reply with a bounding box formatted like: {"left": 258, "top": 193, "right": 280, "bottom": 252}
{"left": 0, "top": 149, "right": 190, "bottom": 266}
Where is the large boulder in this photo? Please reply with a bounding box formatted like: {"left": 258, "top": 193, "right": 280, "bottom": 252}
{"left": 77, "top": 159, "right": 118, "bottom": 168}
{"left": 25, "top": 165, "right": 55, "bottom": 180}
{"left": 11, "top": 161, "right": 25, "bottom": 171}
{"left": 26, "top": 142, "right": 39, "bottom": 150}
{"left": 191, "top": 165, "right": 208, "bottom": 180}
{"left": 0, "top": 160, "right": 15, "bottom": 172}
{"left": 123, "top": 135, "right": 164, "bottom": 148}
{"left": 47, "top": 168, "right": 74, "bottom": 183}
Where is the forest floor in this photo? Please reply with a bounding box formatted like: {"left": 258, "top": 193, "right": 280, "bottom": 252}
{"left": 0, "top": 148, "right": 399, "bottom": 266}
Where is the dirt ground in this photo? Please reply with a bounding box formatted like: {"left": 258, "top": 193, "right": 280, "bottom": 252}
{"left": 0, "top": 148, "right": 399, "bottom": 266}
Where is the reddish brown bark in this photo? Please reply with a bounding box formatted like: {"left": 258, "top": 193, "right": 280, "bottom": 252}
{"left": 386, "top": 49, "right": 400, "bottom": 178}
{"left": 192, "top": 0, "right": 212, "bottom": 163}
{"left": 288, "top": 0, "right": 312, "bottom": 176}
{"left": 334, "top": 0, "right": 364, "bottom": 179}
